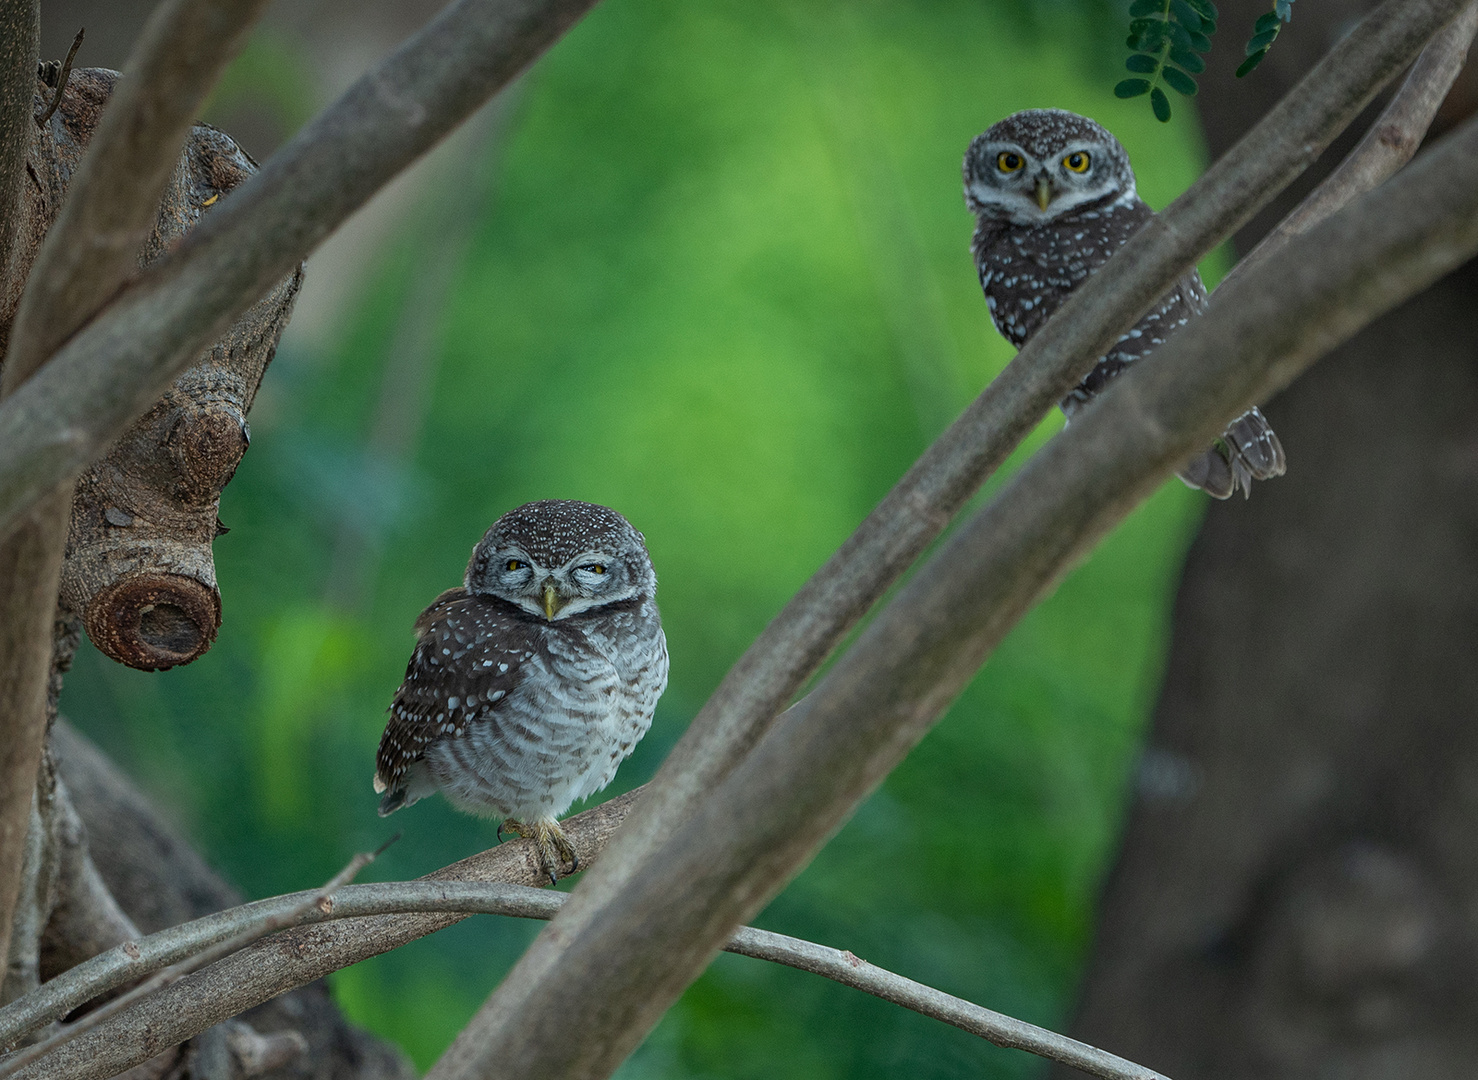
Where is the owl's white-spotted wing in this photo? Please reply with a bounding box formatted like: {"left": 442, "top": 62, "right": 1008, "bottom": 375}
{"left": 374, "top": 588, "right": 543, "bottom": 814}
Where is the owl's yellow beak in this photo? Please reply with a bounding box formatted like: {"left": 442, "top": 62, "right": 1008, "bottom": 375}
{"left": 542, "top": 580, "right": 563, "bottom": 620}
{"left": 1034, "top": 176, "right": 1052, "bottom": 211}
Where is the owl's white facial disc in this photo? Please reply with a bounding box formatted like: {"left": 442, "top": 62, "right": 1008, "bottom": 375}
{"left": 465, "top": 500, "right": 657, "bottom": 621}
{"left": 963, "top": 109, "right": 1137, "bottom": 226}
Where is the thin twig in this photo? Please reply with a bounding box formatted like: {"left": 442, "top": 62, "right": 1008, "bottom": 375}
{"left": 1224, "top": 0, "right": 1478, "bottom": 288}
{"left": 725, "top": 926, "right": 1168, "bottom": 1080}
{"left": 1, "top": 880, "right": 1166, "bottom": 1080}
{"left": 32, "top": 28, "right": 82, "bottom": 129}
{"left": 0, "top": 841, "right": 391, "bottom": 1078}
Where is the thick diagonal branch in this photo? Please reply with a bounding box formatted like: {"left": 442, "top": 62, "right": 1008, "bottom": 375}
{"left": 1227, "top": 0, "right": 1478, "bottom": 282}
{"left": 424, "top": 108, "right": 1478, "bottom": 1080}
{"left": 0, "top": 0, "right": 37, "bottom": 297}
{"left": 0, "top": 0, "right": 598, "bottom": 543}
{"left": 423, "top": 0, "right": 1475, "bottom": 1059}
{"left": 499, "top": 0, "right": 1471, "bottom": 963}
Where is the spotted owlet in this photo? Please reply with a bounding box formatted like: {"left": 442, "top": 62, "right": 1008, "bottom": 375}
{"left": 964, "top": 108, "right": 1285, "bottom": 498}
{"left": 374, "top": 500, "right": 668, "bottom": 883}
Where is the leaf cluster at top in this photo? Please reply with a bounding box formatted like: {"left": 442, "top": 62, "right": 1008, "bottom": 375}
{"left": 1115, "top": 0, "right": 1298, "bottom": 120}
{"left": 1115, "top": 0, "right": 1217, "bottom": 122}
{"left": 1237, "top": 0, "right": 1297, "bottom": 77}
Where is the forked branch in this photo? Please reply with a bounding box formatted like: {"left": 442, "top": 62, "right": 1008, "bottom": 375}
{"left": 2, "top": 877, "right": 1168, "bottom": 1080}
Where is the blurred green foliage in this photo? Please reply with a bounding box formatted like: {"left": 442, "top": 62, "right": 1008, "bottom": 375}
{"left": 61, "top": 0, "right": 1221, "bottom": 1075}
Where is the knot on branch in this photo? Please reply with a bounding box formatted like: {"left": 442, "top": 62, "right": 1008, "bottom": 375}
{"left": 80, "top": 574, "right": 221, "bottom": 672}
{"left": 2, "top": 69, "right": 303, "bottom": 671}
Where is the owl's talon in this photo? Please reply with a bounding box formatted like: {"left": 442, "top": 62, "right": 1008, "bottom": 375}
{"left": 522, "top": 818, "right": 578, "bottom": 886}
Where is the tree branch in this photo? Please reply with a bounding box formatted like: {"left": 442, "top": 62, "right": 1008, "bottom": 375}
{"left": 0, "top": 0, "right": 599, "bottom": 544}
{"left": 4, "top": 878, "right": 1170, "bottom": 1080}
{"left": 0, "top": 843, "right": 383, "bottom": 1078}
{"left": 36, "top": 774, "right": 139, "bottom": 983}
{"left": 0, "top": 0, "right": 269, "bottom": 981}
{"left": 49, "top": 721, "right": 415, "bottom": 1079}
{"left": 417, "top": 0, "right": 1475, "bottom": 1064}
{"left": 424, "top": 106, "right": 1478, "bottom": 1080}
{"left": 0, "top": 786, "right": 641, "bottom": 1080}
{"left": 1226, "top": 0, "right": 1478, "bottom": 285}
{"left": 0, "top": 0, "right": 37, "bottom": 304}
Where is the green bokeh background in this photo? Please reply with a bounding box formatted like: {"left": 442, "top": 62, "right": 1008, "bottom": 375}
{"left": 61, "top": 1, "right": 1222, "bottom": 1074}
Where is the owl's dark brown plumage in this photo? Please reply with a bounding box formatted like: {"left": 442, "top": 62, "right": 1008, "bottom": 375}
{"left": 964, "top": 108, "right": 1285, "bottom": 498}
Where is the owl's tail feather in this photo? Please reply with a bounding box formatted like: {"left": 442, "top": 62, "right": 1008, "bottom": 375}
{"left": 1177, "top": 406, "right": 1286, "bottom": 500}
{"left": 377, "top": 784, "right": 407, "bottom": 817}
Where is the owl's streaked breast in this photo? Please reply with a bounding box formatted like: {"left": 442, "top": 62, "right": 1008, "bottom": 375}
{"left": 421, "top": 595, "right": 668, "bottom": 822}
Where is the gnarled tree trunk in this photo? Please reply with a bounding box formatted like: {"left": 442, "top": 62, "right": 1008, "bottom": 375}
{"left": 1057, "top": 4, "right": 1478, "bottom": 1076}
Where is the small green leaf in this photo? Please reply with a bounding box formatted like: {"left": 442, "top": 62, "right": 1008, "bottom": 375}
{"left": 1170, "top": 0, "right": 1203, "bottom": 31}
{"left": 1188, "top": 0, "right": 1219, "bottom": 19}
{"left": 1129, "top": 17, "right": 1167, "bottom": 35}
{"left": 1198, "top": 17, "right": 1218, "bottom": 35}
{"left": 1236, "top": 49, "right": 1267, "bottom": 76}
{"left": 1164, "top": 21, "right": 1193, "bottom": 49}
{"left": 1127, "top": 29, "right": 1164, "bottom": 51}
{"left": 1115, "top": 78, "right": 1153, "bottom": 98}
{"left": 1186, "top": 29, "right": 1213, "bottom": 51}
{"left": 1150, "top": 86, "right": 1172, "bottom": 121}
{"left": 1162, "top": 66, "right": 1198, "bottom": 95}
{"left": 1128, "top": 0, "right": 1163, "bottom": 17}
{"left": 1124, "top": 53, "right": 1160, "bottom": 73}
{"left": 1247, "top": 28, "right": 1279, "bottom": 52}
{"left": 1254, "top": 11, "right": 1282, "bottom": 32}
{"left": 1169, "top": 47, "right": 1205, "bottom": 73}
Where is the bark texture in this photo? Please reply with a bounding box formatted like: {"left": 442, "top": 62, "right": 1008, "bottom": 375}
{"left": 0, "top": 66, "right": 301, "bottom": 672}
{"left": 1057, "top": 5, "right": 1478, "bottom": 1077}
{"left": 49, "top": 721, "right": 416, "bottom": 1080}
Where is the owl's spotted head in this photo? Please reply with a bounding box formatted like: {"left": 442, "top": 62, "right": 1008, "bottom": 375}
{"left": 465, "top": 500, "right": 656, "bottom": 621}
{"left": 963, "top": 109, "right": 1136, "bottom": 226}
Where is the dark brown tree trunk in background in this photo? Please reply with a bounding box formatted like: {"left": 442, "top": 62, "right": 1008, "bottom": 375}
{"left": 1058, "top": 5, "right": 1478, "bottom": 1077}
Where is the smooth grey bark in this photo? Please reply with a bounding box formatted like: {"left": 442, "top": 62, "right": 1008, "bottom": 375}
{"left": 1056, "top": 3, "right": 1478, "bottom": 1077}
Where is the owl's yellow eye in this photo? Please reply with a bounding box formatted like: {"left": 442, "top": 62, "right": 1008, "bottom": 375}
{"left": 996, "top": 151, "right": 1024, "bottom": 173}
{"left": 587, "top": 564, "right": 607, "bottom": 575}
{"left": 1063, "top": 152, "right": 1091, "bottom": 173}
{"left": 506, "top": 559, "right": 525, "bottom": 571}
